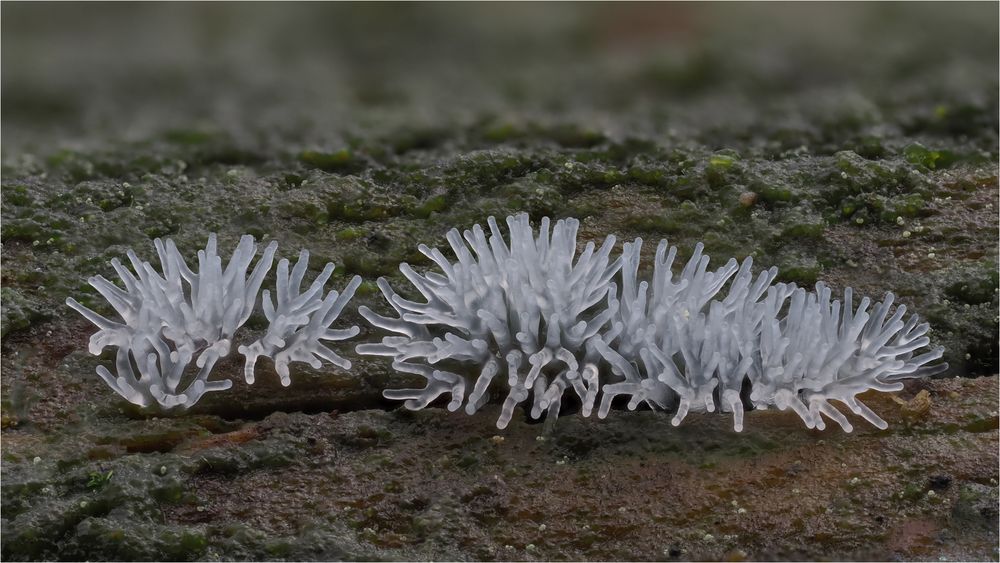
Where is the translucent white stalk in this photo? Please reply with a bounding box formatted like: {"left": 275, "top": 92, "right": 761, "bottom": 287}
{"left": 361, "top": 218, "right": 947, "bottom": 433}
{"left": 68, "top": 235, "right": 359, "bottom": 409}
{"left": 358, "top": 213, "right": 621, "bottom": 428}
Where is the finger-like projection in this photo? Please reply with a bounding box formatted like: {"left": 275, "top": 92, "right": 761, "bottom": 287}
{"left": 357, "top": 214, "right": 620, "bottom": 429}
{"left": 599, "top": 239, "right": 947, "bottom": 433}
{"left": 68, "top": 235, "right": 360, "bottom": 408}
{"left": 360, "top": 214, "right": 947, "bottom": 432}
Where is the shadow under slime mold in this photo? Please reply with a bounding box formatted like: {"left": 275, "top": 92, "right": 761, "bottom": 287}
{"left": 358, "top": 213, "right": 948, "bottom": 432}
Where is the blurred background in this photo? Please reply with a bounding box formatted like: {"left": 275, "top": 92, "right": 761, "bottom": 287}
{"left": 3, "top": 2, "right": 997, "bottom": 152}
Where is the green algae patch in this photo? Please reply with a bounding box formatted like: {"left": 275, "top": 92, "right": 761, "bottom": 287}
{"left": 163, "top": 128, "right": 218, "bottom": 146}
{"left": 625, "top": 215, "right": 685, "bottom": 236}
{"left": 777, "top": 264, "right": 822, "bottom": 287}
{"left": 335, "top": 227, "right": 366, "bottom": 241}
{"left": 536, "top": 123, "right": 606, "bottom": 149}
{"left": 326, "top": 189, "right": 403, "bottom": 223}
{"left": 902, "top": 143, "right": 981, "bottom": 171}
{"left": 943, "top": 262, "right": 999, "bottom": 306}
{"left": 300, "top": 149, "right": 367, "bottom": 174}
{"left": 882, "top": 194, "right": 928, "bottom": 221}
{"left": 4, "top": 184, "right": 35, "bottom": 207}
{"left": 412, "top": 194, "right": 449, "bottom": 218}
{"left": 753, "top": 182, "right": 795, "bottom": 205}
{"left": 780, "top": 222, "right": 825, "bottom": 240}
{"left": 0, "top": 288, "right": 48, "bottom": 338}
{"left": 903, "top": 143, "right": 945, "bottom": 170}
{"left": 708, "top": 152, "right": 739, "bottom": 171}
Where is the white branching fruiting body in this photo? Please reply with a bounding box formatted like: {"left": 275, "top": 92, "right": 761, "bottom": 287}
{"left": 238, "top": 250, "right": 362, "bottom": 387}
{"left": 357, "top": 214, "right": 621, "bottom": 428}
{"left": 601, "top": 239, "right": 947, "bottom": 432}
{"left": 746, "top": 284, "right": 948, "bottom": 432}
{"left": 68, "top": 235, "right": 360, "bottom": 409}
{"left": 595, "top": 238, "right": 779, "bottom": 432}
{"left": 361, "top": 214, "right": 947, "bottom": 432}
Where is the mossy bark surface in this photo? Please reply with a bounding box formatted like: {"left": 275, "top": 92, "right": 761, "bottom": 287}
{"left": 2, "top": 4, "right": 998, "bottom": 560}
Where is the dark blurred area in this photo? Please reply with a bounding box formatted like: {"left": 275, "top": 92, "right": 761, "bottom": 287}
{"left": 2, "top": 2, "right": 997, "bottom": 153}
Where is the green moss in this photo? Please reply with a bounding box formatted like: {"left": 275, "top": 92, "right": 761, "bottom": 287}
{"left": 777, "top": 265, "right": 821, "bottom": 287}
{"left": 300, "top": 149, "right": 366, "bottom": 174}
{"left": 482, "top": 121, "right": 522, "bottom": 143}
{"left": 86, "top": 470, "right": 114, "bottom": 490}
{"left": 536, "top": 123, "right": 605, "bottom": 148}
{"left": 708, "top": 152, "right": 738, "bottom": 170}
{"left": 498, "top": 180, "right": 565, "bottom": 217}
{"left": 47, "top": 150, "right": 97, "bottom": 182}
{"left": 963, "top": 415, "right": 999, "bottom": 433}
{"left": 448, "top": 151, "right": 543, "bottom": 188}
{"left": 835, "top": 190, "right": 928, "bottom": 226}
{"left": 341, "top": 251, "right": 388, "bottom": 277}
{"left": 627, "top": 165, "right": 670, "bottom": 187}
{"left": 327, "top": 200, "right": 392, "bottom": 222}
{"left": 753, "top": 182, "right": 795, "bottom": 204}
{"left": 412, "top": 194, "right": 449, "bottom": 218}
{"left": 625, "top": 215, "right": 684, "bottom": 235}
{"left": 1, "top": 288, "right": 47, "bottom": 338}
{"left": 456, "top": 454, "right": 478, "bottom": 469}
{"left": 884, "top": 193, "right": 926, "bottom": 220}
{"left": 780, "top": 223, "right": 825, "bottom": 239}
{"left": 324, "top": 185, "right": 403, "bottom": 223}
{"left": 355, "top": 280, "right": 380, "bottom": 297}
{"left": 281, "top": 200, "right": 328, "bottom": 224}
{"left": 923, "top": 102, "right": 996, "bottom": 138}
{"left": 830, "top": 151, "right": 932, "bottom": 205}
{"left": 701, "top": 151, "right": 740, "bottom": 191}
{"left": 381, "top": 125, "right": 449, "bottom": 154}
{"left": 282, "top": 173, "right": 306, "bottom": 190}
{"left": 897, "top": 483, "right": 925, "bottom": 503}
{"left": 4, "top": 185, "right": 34, "bottom": 207}
{"left": 854, "top": 136, "right": 887, "bottom": 160}
{"left": 163, "top": 129, "right": 217, "bottom": 145}
{"left": 0, "top": 219, "right": 46, "bottom": 242}
{"left": 903, "top": 143, "right": 942, "bottom": 169}
{"left": 549, "top": 160, "right": 626, "bottom": 193}
{"left": 264, "top": 540, "right": 292, "bottom": 558}
{"left": 944, "top": 262, "right": 999, "bottom": 305}
{"left": 336, "top": 227, "right": 366, "bottom": 241}
{"left": 636, "top": 50, "right": 724, "bottom": 97}
{"left": 143, "top": 218, "right": 181, "bottom": 239}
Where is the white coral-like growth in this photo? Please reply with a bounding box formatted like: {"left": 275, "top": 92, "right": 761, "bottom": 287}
{"left": 357, "top": 214, "right": 621, "bottom": 428}
{"left": 746, "top": 284, "right": 948, "bottom": 432}
{"left": 68, "top": 235, "right": 359, "bottom": 408}
{"left": 600, "top": 237, "right": 949, "bottom": 433}
{"left": 94, "top": 330, "right": 229, "bottom": 409}
{"left": 360, "top": 214, "right": 947, "bottom": 432}
{"left": 73, "top": 235, "right": 278, "bottom": 363}
{"left": 238, "top": 250, "right": 362, "bottom": 386}
{"left": 594, "top": 238, "right": 779, "bottom": 432}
